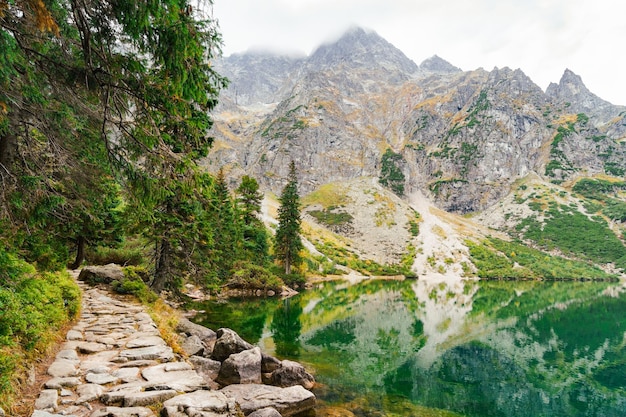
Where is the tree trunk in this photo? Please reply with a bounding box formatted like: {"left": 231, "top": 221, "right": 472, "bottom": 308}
{"left": 285, "top": 249, "right": 291, "bottom": 275}
{"left": 152, "top": 237, "right": 172, "bottom": 293}
{"left": 69, "top": 235, "right": 85, "bottom": 269}
{"left": 0, "top": 131, "right": 17, "bottom": 170}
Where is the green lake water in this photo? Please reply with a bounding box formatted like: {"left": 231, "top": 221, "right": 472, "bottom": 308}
{"left": 188, "top": 278, "right": 626, "bottom": 416}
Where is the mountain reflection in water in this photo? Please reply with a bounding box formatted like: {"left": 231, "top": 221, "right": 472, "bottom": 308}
{"left": 189, "top": 278, "right": 626, "bottom": 417}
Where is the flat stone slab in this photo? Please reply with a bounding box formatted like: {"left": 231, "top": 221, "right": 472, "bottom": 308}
{"left": 123, "top": 390, "right": 178, "bottom": 407}
{"left": 126, "top": 336, "right": 166, "bottom": 349}
{"left": 66, "top": 330, "right": 83, "bottom": 341}
{"left": 47, "top": 360, "right": 78, "bottom": 378}
{"left": 85, "top": 372, "right": 119, "bottom": 385}
{"left": 90, "top": 407, "right": 155, "bottom": 417}
{"left": 31, "top": 411, "right": 76, "bottom": 417}
{"left": 76, "top": 384, "right": 105, "bottom": 403}
{"left": 101, "top": 383, "right": 146, "bottom": 405}
{"left": 34, "top": 389, "right": 58, "bottom": 411}
{"left": 220, "top": 384, "right": 316, "bottom": 417}
{"left": 44, "top": 377, "right": 81, "bottom": 389}
{"left": 161, "top": 390, "right": 238, "bottom": 417}
{"left": 120, "top": 345, "right": 174, "bottom": 362}
{"left": 78, "top": 342, "right": 109, "bottom": 354}
{"left": 56, "top": 349, "right": 79, "bottom": 362}
{"left": 141, "top": 363, "right": 205, "bottom": 392}
{"left": 113, "top": 367, "right": 141, "bottom": 383}
{"left": 248, "top": 408, "right": 282, "bottom": 417}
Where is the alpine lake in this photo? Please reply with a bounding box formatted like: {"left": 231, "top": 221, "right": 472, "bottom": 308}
{"left": 187, "top": 277, "right": 626, "bottom": 417}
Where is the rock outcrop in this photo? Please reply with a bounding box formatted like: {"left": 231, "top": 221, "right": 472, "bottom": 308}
{"left": 78, "top": 264, "right": 124, "bottom": 285}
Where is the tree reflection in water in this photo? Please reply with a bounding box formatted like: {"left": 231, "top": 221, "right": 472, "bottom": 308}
{"left": 271, "top": 297, "right": 303, "bottom": 357}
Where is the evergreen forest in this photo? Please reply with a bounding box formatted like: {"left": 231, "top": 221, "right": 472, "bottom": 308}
{"left": 0, "top": 0, "right": 299, "bottom": 407}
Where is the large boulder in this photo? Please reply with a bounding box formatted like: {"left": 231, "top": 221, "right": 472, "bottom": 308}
{"left": 217, "top": 347, "right": 262, "bottom": 386}
{"left": 189, "top": 356, "right": 222, "bottom": 386}
{"left": 261, "top": 354, "right": 281, "bottom": 373}
{"left": 271, "top": 360, "right": 315, "bottom": 390}
{"left": 220, "top": 384, "right": 316, "bottom": 417}
{"left": 177, "top": 318, "right": 217, "bottom": 342}
{"left": 211, "top": 328, "right": 254, "bottom": 362}
{"left": 78, "top": 264, "right": 124, "bottom": 284}
{"left": 161, "top": 390, "right": 239, "bottom": 417}
{"left": 180, "top": 335, "right": 205, "bottom": 356}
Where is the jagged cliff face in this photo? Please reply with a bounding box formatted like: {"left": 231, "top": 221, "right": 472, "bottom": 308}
{"left": 206, "top": 27, "right": 626, "bottom": 213}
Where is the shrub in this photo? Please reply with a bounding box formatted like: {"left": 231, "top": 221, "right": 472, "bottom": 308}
{"left": 0, "top": 251, "right": 81, "bottom": 408}
{"left": 111, "top": 266, "right": 157, "bottom": 304}
{"left": 227, "top": 261, "right": 284, "bottom": 291}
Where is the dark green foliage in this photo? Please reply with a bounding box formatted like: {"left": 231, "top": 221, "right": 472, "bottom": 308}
{"left": 467, "top": 238, "right": 617, "bottom": 280}
{"left": 571, "top": 178, "right": 626, "bottom": 225}
{"left": 274, "top": 161, "right": 304, "bottom": 275}
{"left": 210, "top": 169, "right": 241, "bottom": 280}
{"left": 517, "top": 205, "right": 626, "bottom": 271}
{"left": 545, "top": 122, "right": 580, "bottom": 177}
{"left": 604, "top": 162, "right": 626, "bottom": 176}
{"left": 429, "top": 179, "right": 468, "bottom": 196}
{"left": 0, "top": 248, "right": 80, "bottom": 406}
{"left": 573, "top": 178, "right": 626, "bottom": 199}
{"left": 86, "top": 243, "right": 146, "bottom": 267}
{"left": 379, "top": 148, "right": 405, "bottom": 196}
{"left": 408, "top": 220, "right": 420, "bottom": 237}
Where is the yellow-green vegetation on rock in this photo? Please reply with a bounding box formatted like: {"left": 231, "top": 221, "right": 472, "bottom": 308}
{"left": 301, "top": 182, "right": 352, "bottom": 208}
{"left": 312, "top": 237, "right": 415, "bottom": 277}
{"left": 0, "top": 249, "right": 80, "bottom": 409}
{"left": 302, "top": 178, "right": 417, "bottom": 268}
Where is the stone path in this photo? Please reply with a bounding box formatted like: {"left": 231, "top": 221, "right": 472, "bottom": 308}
{"left": 31, "top": 282, "right": 238, "bottom": 417}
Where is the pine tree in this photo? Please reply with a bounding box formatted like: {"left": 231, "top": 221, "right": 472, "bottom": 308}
{"left": 237, "top": 176, "right": 263, "bottom": 226}
{"left": 274, "top": 161, "right": 303, "bottom": 275}
{"left": 210, "top": 168, "right": 240, "bottom": 281}
{"left": 237, "top": 176, "right": 269, "bottom": 263}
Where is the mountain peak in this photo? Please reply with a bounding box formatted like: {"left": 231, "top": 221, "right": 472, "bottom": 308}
{"left": 546, "top": 69, "right": 620, "bottom": 121}
{"left": 308, "top": 27, "right": 418, "bottom": 76}
{"left": 419, "top": 55, "right": 461, "bottom": 74}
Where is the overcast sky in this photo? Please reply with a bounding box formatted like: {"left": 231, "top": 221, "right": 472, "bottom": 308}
{"left": 211, "top": 0, "right": 625, "bottom": 106}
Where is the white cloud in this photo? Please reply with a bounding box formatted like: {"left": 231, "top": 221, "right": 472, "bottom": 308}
{"left": 213, "top": 0, "right": 626, "bottom": 105}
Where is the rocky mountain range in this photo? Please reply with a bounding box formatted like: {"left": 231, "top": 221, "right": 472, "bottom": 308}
{"left": 207, "top": 27, "right": 625, "bottom": 212}
{"left": 204, "top": 27, "right": 626, "bottom": 277}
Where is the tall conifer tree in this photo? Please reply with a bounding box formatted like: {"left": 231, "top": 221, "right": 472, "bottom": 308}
{"left": 236, "top": 175, "right": 269, "bottom": 263}
{"left": 274, "top": 161, "right": 303, "bottom": 275}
